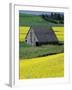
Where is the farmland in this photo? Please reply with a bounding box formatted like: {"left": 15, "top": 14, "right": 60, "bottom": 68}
{"left": 19, "top": 13, "right": 63, "bottom": 27}
{"left": 20, "top": 44, "right": 64, "bottom": 59}
{"left": 20, "top": 53, "right": 64, "bottom": 79}
{"left": 52, "top": 27, "right": 64, "bottom": 42}
{"left": 19, "top": 13, "right": 52, "bottom": 27}
{"left": 19, "top": 26, "right": 30, "bottom": 42}
{"left": 19, "top": 12, "right": 64, "bottom": 79}
{"left": 19, "top": 26, "right": 64, "bottom": 59}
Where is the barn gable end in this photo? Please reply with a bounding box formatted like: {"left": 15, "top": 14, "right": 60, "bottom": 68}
{"left": 25, "top": 27, "right": 38, "bottom": 46}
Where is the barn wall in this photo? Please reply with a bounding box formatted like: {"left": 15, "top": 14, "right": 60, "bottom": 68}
{"left": 26, "top": 28, "right": 38, "bottom": 46}
{"left": 25, "top": 29, "right": 32, "bottom": 45}
{"left": 32, "top": 29, "right": 38, "bottom": 45}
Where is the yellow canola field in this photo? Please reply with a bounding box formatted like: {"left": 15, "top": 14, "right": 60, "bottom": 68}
{"left": 19, "top": 53, "right": 64, "bottom": 79}
{"left": 52, "top": 27, "right": 64, "bottom": 41}
{"left": 19, "top": 26, "right": 30, "bottom": 42}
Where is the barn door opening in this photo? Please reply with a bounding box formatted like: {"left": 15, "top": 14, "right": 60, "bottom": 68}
{"left": 36, "top": 42, "right": 41, "bottom": 46}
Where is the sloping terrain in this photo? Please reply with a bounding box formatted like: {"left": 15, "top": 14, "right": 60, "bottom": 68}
{"left": 20, "top": 53, "right": 64, "bottom": 79}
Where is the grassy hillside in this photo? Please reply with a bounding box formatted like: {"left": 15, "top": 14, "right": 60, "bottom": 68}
{"left": 20, "top": 53, "right": 64, "bottom": 79}
{"left": 19, "top": 13, "right": 63, "bottom": 27}
{"left": 19, "top": 13, "right": 51, "bottom": 27}
{"left": 19, "top": 44, "right": 64, "bottom": 59}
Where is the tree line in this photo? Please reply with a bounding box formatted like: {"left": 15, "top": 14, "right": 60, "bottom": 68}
{"left": 41, "top": 12, "right": 64, "bottom": 24}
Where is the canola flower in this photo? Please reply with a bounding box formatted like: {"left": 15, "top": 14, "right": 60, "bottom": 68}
{"left": 52, "top": 27, "right": 64, "bottom": 41}
{"left": 19, "top": 26, "right": 30, "bottom": 41}
{"left": 19, "top": 53, "right": 64, "bottom": 79}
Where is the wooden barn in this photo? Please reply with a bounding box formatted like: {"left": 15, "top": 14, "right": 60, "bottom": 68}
{"left": 25, "top": 26, "right": 58, "bottom": 46}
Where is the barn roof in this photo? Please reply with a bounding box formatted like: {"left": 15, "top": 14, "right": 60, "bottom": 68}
{"left": 31, "top": 26, "right": 58, "bottom": 43}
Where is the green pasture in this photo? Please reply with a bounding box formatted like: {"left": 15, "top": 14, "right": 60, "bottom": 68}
{"left": 19, "top": 13, "right": 51, "bottom": 26}
{"left": 19, "top": 43, "right": 64, "bottom": 59}
{"left": 19, "top": 13, "right": 63, "bottom": 27}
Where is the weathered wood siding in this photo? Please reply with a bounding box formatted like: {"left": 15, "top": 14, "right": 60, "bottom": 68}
{"left": 26, "top": 29, "right": 38, "bottom": 46}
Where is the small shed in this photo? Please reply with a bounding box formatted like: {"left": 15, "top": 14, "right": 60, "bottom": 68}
{"left": 25, "top": 26, "right": 58, "bottom": 46}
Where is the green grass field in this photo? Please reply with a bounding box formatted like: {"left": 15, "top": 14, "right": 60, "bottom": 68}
{"left": 19, "top": 14, "right": 52, "bottom": 27}
{"left": 20, "top": 43, "right": 64, "bottom": 59}
{"left": 19, "top": 13, "right": 63, "bottom": 27}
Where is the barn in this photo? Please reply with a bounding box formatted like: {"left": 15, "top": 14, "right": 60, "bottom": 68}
{"left": 25, "top": 26, "right": 58, "bottom": 46}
